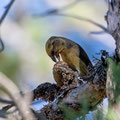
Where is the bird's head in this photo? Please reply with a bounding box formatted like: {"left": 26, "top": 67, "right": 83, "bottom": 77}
{"left": 45, "top": 36, "right": 65, "bottom": 62}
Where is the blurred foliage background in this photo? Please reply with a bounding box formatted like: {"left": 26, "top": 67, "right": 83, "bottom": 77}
{"left": 0, "top": 0, "right": 115, "bottom": 91}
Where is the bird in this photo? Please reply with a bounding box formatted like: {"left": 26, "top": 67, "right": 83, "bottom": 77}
{"left": 45, "top": 36, "right": 93, "bottom": 76}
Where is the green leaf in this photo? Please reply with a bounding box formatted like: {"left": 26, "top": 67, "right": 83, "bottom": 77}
{"left": 59, "top": 104, "right": 83, "bottom": 120}
{"left": 107, "top": 58, "right": 120, "bottom": 101}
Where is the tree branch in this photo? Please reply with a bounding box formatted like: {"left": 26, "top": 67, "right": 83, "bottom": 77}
{"left": 0, "top": 0, "right": 15, "bottom": 25}
{"left": 0, "top": 0, "right": 15, "bottom": 52}
{"left": 34, "top": 7, "right": 109, "bottom": 34}
{"left": 0, "top": 37, "right": 4, "bottom": 52}
{"left": 0, "top": 72, "right": 35, "bottom": 120}
{"left": 34, "top": 59, "right": 106, "bottom": 119}
{"left": 54, "top": 13, "right": 109, "bottom": 33}
{"left": 0, "top": 98, "right": 13, "bottom": 104}
{"left": 106, "top": 0, "right": 120, "bottom": 57}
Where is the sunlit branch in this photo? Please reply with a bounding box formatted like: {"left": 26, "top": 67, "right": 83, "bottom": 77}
{"left": 0, "top": 72, "right": 35, "bottom": 120}
{"left": 0, "top": 98, "right": 13, "bottom": 104}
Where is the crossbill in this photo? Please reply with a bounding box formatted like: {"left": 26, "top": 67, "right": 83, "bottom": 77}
{"left": 46, "top": 36, "right": 93, "bottom": 76}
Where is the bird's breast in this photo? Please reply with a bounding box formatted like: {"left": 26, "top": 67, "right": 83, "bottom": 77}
{"left": 60, "top": 50, "right": 79, "bottom": 71}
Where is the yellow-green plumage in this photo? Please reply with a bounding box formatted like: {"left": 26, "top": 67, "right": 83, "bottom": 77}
{"left": 46, "top": 36, "right": 93, "bottom": 76}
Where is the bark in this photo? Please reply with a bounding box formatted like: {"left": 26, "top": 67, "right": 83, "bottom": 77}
{"left": 106, "top": 0, "right": 120, "bottom": 103}
{"left": 106, "top": 0, "right": 120, "bottom": 57}
{"left": 105, "top": 1, "right": 120, "bottom": 119}
{"left": 34, "top": 60, "right": 106, "bottom": 120}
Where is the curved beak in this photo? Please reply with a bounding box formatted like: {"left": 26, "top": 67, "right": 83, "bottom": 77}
{"left": 50, "top": 54, "right": 61, "bottom": 62}
{"left": 50, "top": 55, "right": 57, "bottom": 62}
{"left": 50, "top": 49, "right": 61, "bottom": 62}
{"left": 56, "top": 53, "right": 60, "bottom": 62}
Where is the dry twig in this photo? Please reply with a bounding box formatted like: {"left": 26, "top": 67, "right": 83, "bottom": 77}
{"left": 0, "top": 72, "right": 35, "bottom": 120}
